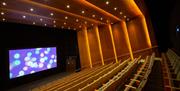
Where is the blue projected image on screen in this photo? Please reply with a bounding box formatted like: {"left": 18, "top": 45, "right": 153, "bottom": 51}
{"left": 9, "top": 47, "right": 57, "bottom": 79}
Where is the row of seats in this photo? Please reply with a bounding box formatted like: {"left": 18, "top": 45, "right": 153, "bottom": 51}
{"left": 161, "top": 49, "right": 180, "bottom": 91}
{"left": 32, "top": 63, "right": 113, "bottom": 91}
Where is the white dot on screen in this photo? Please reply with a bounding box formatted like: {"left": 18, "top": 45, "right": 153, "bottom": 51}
{"left": 26, "top": 61, "right": 33, "bottom": 66}
{"left": 30, "top": 71, "right": 35, "bottom": 74}
{"left": 49, "top": 59, "right": 53, "bottom": 64}
{"left": 44, "top": 51, "right": 49, "bottom": 54}
{"left": 40, "top": 53, "right": 44, "bottom": 57}
{"left": 23, "top": 66, "right": 28, "bottom": 71}
{"left": 14, "top": 60, "right": 21, "bottom": 66}
{"left": 36, "top": 48, "right": 41, "bottom": 50}
{"left": 44, "top": 57, "right": 48, "bottom": 60}
{"left": 177, "top": 28, "right": 179, "bottom": 32}
{"left": 10, "top": 73, "right": 13, "bottom": 78}
{"left": 47, "top": 64, "right": 51, "bottom": 69}
{"left": 39, "top": 63, "right": 44, "bottom": 68}
{"left": 33, "top": 62, "right": 38, "bottom": 68}
{"left": 19, "top": 71, "right": 25, "bottom": 76}
{"left": 31, "top": 57, "right": 37, "bottom": 61}
{"left": 35, "top": 50, "right": 40, "bottom": 54}
{"left": 51, "top": 55, "right": 55, "bottom": 58}
{"left": 47, "top": 48, "right": 51, "bottom": 51}
{"left": 40, "top": 58, "right": 45, "bottom": 63}
{"left": 27, "top": 52, "right": 32, "bottom": 56}
{"left": 24, "top": 57, "right": 30, "bottom": 61}
{"left": 14, "top": 53, "right": 20, "bottom": 59}
{"left": 54, "top": 59, "right": 57, "bottom": 63}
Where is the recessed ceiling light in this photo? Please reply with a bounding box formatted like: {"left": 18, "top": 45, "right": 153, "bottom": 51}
{"left": 50, "top": 13, "right": 54, "bottom": 16}
{"left": 68, "top": 27, "right": 70, "bottom": 29}
{"left": 111, "top": 22, "right": 113, "bottom": 24}
{"left": 106, "top": 20, "right": 109, "bottom": 23}
{"left": 2, "top": 18, "right": 5, "bottom": 21}
{"left": 124, "top": 15, "right": 127, "bottom": 18}
{"left": 65, "top": 16, "right": 68, "bottom": 19}
{"left": 81, "top": 10, "right": 85, "bottom": 14}
{"left": 44, "top": 24, "right": 47, "bottom": 26}
{"left": 2, "top": 2, "right": 7, "bottom": 6}
{"left": 66, "top": 5, "right": 70, "bottom": 8}
{"left": 76, "top": 19, "right": 79, "bottom": 22}
{"left": 74, "top": 28, "right": 76, "bottom": 30}
{"left": 91, "top": 24, "right": 94, "bottom": 26}
{"left": 40, "top": 18, "right": 43, "bottom": 21}
{"left": 1, "top": 12, "right": 4, "bottom": 15}
{"left": 53, "top": 20, "right": 56, "bottom": 23}
{"left": 120, "top": 12, "right": 123, "bottom": 15}
{"left": 106, "top": 1, "right": 109, "bottom": 5}
{"left": 22, "top": 15, "right": 26, "bottom": 19}
{"left": 33, "top": 22, "right": 35, "bottom": 25}
{"left": 30, "top": 8, "right": 34, "bottom": 12}
{"left": 79, "top": 25, "right": 82, "bottom": 28}
{"left": 84, "top": 21, "right": 87, "bottom": 24}
{"left": 53, "top": 25, "right": 56, "bottom": 27}
{"left": 114, "top": 7, "right": 117, "bottom": 11}
{"left": 127, "top": 18, "right": 130, "bottom": 21}
{"left": 92, "top": 14, "right": 95, "bottom": 18}
{"left": 100, "top": 17, "right": 103, "bottom": 20}
{"left": 64, "top": 22, "right": 66, "bottom": 25}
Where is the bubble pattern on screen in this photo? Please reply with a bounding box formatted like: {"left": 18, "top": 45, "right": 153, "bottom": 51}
{"left": 9, "top": 47, "right": 57, "bottom": 79}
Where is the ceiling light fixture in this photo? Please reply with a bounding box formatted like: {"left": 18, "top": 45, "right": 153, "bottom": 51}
{"left": 79, "top": 25, "right": 82, "bottom": 28}
{"left": 66, "top": 5, "right": 70, "bottom": 8}
{"left": 54, "top": 25, "right": 56, "bottom": 27}
{"left": 64, "top": 22, "right": 66, "bottom": 25}
{"left": 91, "top": 24, "right": 94, "bottom": 26}
{"left": 44, "top": 24, "right": 47, "bottom": 26}
{"left": 120, "top": 12, "right": 123, "bottom": 15}
{"left": 53, "top": 20, "right": 56, "bottom": 23}
{"left": 92, "top": 14, "right": 95, "bottom": 18}
{"left": 127, "top": 18, "right": 130, "bottom": 21}
{"left": 65, "top": 16, "right": 68, "bottom": 19}
{"left": 106, "top": 1, "right": 109, "bottom": 5}
{"left": 74, "top": 28, "right": 76, "bottom": 30}
{"left": 40, "top": 18, "right": 43, "bottom": 21}
{"left": 124, "top": 15, "right": 127, "bottom": 18}
{"left": 68, "top": 27, "right": 71, "bottom": 29}
{"left": 84, "top": 21, "right": 87, "bottom": 24}
{"left": 22, "top": 15, "right": 26, "bottom": 19}
{"left": 2, "top": 2, "right": 7, "bottom": 6}
{"left": 81, "top": 10, "right": 85, "bottom": 14}
{"left": 2, "top": 18, "right": 5, "bottom": 21}
{"left": 1, "top": 12, "right": 4, "bottom": 15}
{"left": 100, "top": 17, "right": 103, "bottom": 20}
{"left": 50, "top": 13, "right": 54, "bottom": 16}
{"left": 76, "top": 19, "right": 79, "bottom": 22}
{"left": 114, "top": 7, "right": 117, "bottom": 11}
{"left": 30, "top": 8, "right": 34, "bottom": 12}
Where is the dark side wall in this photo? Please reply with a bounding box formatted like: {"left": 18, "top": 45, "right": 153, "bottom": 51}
{"left": 143, "top": 0, "right": 180, "bottom": 54}
{"left": 0, "top": 22, "right": 80, "bottom": 90}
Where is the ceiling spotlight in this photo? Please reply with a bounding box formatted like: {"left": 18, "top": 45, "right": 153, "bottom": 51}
{"left": 53, "top": 20, "right": 56, "bottom": 23}
{"left": 1, "top": 12, "right": 4, "bottom": 15}
{"left": 81, "top": 10, "right": 85, "bottom": 14}
{"left": 124, "top": 15, "right": 127, "bottom": 18}
{"left": 79, "top": 25, "right": 82, "bottom": 28}
{"left": 100, "top": 17, "right": 103, "bottom": 20}
{"left": 73, "top": 28, "right": 76, "bottom": 30}
{"left": 2, "top": 2, "right": 7, "bottom": 6}
{"left": 76, "top": 19, "right": 79, "bottom": 22}
{"left": 68, "top": 27, "right": 71, "bottom": 29}
{"left": 44, "top": 24, "right": 47, "bottom": 26}
{"left": 54, "top": 25, "right": 56, "bottom": 27}
{"left": 64, "top": 22, "right": 66, "bottom": 25}
{"left": 65, "top": 16, "right": 68, "bottom": 19}
{"left": 66, "top": 5, "right": 70, "bottom": 8}
{"left": 22, "top": 15, "right": 26, "bottom": 19}
{"left": 30, "top": 8, "right": 34, "bottom": 12}
{"left": 33, "top": 22, "right": 35, "bottom": 25}
{"left": 114, "top": 7, "right": 117, "bottom": 11}
{"left": 92, "top": 14, "right": 95, "bottom": 18}
{"left": 84, "top": 21, "right": 87, "bottom": 24}
{"left": 111, "top": 22, "right": 113, "bottom": 24}
{"left": 2, "top": 18, "right": 5, "bottom": 21}
{"left": 91, "top": 24, "right": 94, "bottom": 26}
{"left": 50, "top": 13, "right": 54, "bottom": 16}
{"left": 40, "top": 18, "right": 43, "bottom": 21}
{"left": 106, "top": 20, "right": 109, "bottom": 23}
{"left": 120, "top": 12, "right": 123, "bottom": 15}
{"left": 127, "top": 18, "right": 130, "bottom": 21}
{"left": 106, "top": 1, "right": 109, "bottom": 5}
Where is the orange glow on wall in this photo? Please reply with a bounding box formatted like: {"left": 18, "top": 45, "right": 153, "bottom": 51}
{"left": 107, "top": 24, "right": 118, "bottom": 63}
{"left": 121, "top": 21, "right": 134, "bottom": 61}
{"left": 141, "top": 16, "right": 152, "bottom": 47}
{"left": 83, "top": 26, "right": 93, "bottom": 68}
{"left": 94, "top": 25, "right": 104, "bottom": 65}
